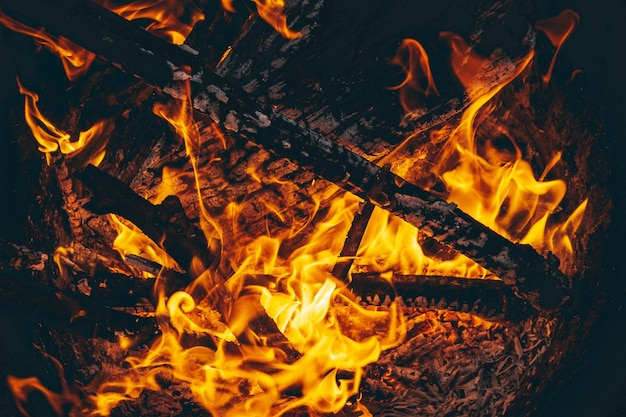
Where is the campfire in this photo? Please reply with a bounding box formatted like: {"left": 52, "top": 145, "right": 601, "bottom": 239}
{"left": 0, "top": 0, "right": 619, "bottom": 416}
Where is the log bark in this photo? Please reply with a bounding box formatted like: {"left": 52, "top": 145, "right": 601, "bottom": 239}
{"left": 0, "top": 0, "right": 571, "bottom": 311}
{"left": 350, "top": 273, "right": 535, "bottom": 323}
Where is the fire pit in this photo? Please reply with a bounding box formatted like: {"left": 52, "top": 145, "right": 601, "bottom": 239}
{"left": 0, "top": 0, "right": 624, "bottom": 416}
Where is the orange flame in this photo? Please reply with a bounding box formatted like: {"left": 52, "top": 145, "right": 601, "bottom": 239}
{"left": 221, "top": 0, "right": 301, "bottom": 39}
{"left": 7, "top": 350, "right": 82, "bottom": 417}
{"left": 17, "top": 78, "right": 112, "bottom": 166}
{"left": 95, "top": 0, "right": 205, "bottom": 45}
{"left": 389, "top": 38, "right": 439, "bottom": 113}
{"left": 0, "top": 10, "right": 95, "bottom": 81}
{"left": 88, "top": 79, "right": 404, "bottom": 415}
{"left": 535, "top": 9, "right": 580, "bottom": 85}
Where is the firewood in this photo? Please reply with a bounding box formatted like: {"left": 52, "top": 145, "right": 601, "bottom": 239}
{"left": 0, "top": 268, "right": 158, "bottom": 341}
{"left": 0, "top": 0, "right": 571, "bottom": 310}
{"left": 349, "top": 273, "right": 535, "bottom": 323}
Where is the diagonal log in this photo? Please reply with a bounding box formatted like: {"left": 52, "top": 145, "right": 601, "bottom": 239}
{"left": 0, "top": 0, "right": 570, "bottom": 310}
{"left": 350, "top": 273, "right": 535, "bottom": 323}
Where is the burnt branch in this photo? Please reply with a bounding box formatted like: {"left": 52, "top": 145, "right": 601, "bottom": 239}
{"left": 350, "top": 273, "right": 535, "bottom": 323}
{"left": 1, "top": 0, "right": 570, "bottom": 311}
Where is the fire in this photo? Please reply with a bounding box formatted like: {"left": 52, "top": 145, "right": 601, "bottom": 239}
{"left": 87, "top": 80, "right": 404, "bottom": 416}
{"left": 94, "top": 0, "right": 205, "bottom": 45}
{"left": 7, "top": 350, "right": 82, "bottom": 417}
{"left": 17, "top": 78, "right": 112, "bottom": 166}
{"left": 221, "top": 0, "right": 302, "bottom": 39}
{"left": 109, "top": 214, "right": 181, "bottom": 274}
{"left": 0, "top": 10, "right": 95, "bottom": 81}
{"left": 535, "top": 9, "right": 580, "bottom": 85}
{"left": 389, "top": 38, "right": 440, "bottom": 113}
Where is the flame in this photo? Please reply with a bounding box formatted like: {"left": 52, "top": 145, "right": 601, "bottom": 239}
{"left": 7, "top": 350, "right": 82, "bottom": 417}
{"left": 389, "top": 38, "right": 439, "bottom": 113}
{"left": 0, "top": 10, "right": 94, "bottom": 81}
{"left": 535, "top": 10, "right": 580, "bottom": 85}
{"left": 17, "top": 78, "right": 112, "bottom": 166}
{"left": 221, "top": 0, "right": 301, "bottom": 40}
{"left": 109, "top": 214, "right": 181, "bottom": 274}
{"left": 87, "top": 79, "right": 404, "bottom": 416}
{"left": 95, "top": 0, "right": 205, "bottom": 45}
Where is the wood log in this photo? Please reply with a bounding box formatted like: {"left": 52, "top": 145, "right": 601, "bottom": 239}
{"left": 0, "top": 268, "right": 158, "bottom": 341}
{"left": 0, "top": 0, "right": 571, "bottom": 311}
{"left": 350, "top": 273, "right": 535, "bottom": 323}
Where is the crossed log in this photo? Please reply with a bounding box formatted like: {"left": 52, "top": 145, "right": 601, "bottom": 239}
{"left": 0, "top": 0, "right": 572, "bottom": 312}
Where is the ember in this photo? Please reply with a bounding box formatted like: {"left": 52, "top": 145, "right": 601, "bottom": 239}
{"left": 0, "top": 0, "right": 622, "bottom": 417}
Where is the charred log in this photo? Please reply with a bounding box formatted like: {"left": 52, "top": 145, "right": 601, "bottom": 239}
{"left": 350, "top": 273, "right": 535, "bottom": 323}
{"left": 1, "top": 0, "right": 571, "bottom": 311}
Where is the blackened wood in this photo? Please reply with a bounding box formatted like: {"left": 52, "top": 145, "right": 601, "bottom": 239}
{"left": 0, "top": 268, "right": 158, "bottom": 341}
{"left": 350, "top": 273, "right": 535, "bottom": 323}
{"left": 76, "top": 164, "right": 216, "bottom": 275}
{"left": 331, "top": 201, "right": 375, "bottom": 283}
{"left": 1, "top": 0, "right": 571, "bottom": 310}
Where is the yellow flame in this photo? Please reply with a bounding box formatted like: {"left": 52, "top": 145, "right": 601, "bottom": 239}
{"left": 95, "top": 0, "right": 205, "bottom": 45}
{"left": 109, "top": 214, "right": 180, "bottom": 274}
{"left": 0, "top": 10, "right": 95, "bottom": 81}
{"left": 17, "top": 78, "right": 112, "bottom": 166}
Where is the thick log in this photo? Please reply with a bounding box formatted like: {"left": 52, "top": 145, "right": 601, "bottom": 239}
{"left": 0, "top": 0, "right": 570, "bottom": 311}
{"left": 350, "top": 273, "right": 535, "bottom": 323}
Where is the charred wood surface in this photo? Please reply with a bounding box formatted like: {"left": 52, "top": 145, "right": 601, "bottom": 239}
{"left": 2, "top": 0, "right": 571, "bottom": 311}
{"left": 350, "top": 273, "right": 535, "bottom": 323}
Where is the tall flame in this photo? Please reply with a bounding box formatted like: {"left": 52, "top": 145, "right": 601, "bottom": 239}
{"left": 94, "top": 0, "right": 205, "bottom": 45}
{"left": 0, "top": 10, "right": 95, "bottom": 81}
{"left": 389, "top": 38, "right": 439, "bottom": 113}
{"left": 17, "top": 78, "right": 112, "bottom": 166}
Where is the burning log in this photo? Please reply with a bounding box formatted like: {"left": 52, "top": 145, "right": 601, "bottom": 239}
{"left": 0, "top": 0, "right": 572, "bottom": 311}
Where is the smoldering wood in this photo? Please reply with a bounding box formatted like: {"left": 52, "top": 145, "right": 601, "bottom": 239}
{"left": 350, "top": 273, "right": 535, "bottom": 323}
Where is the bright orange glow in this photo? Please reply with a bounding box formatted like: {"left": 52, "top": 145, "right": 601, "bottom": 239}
{"left": 220, "top": 0, "right": 237, "bottom": 13}
{"left": 17, "top": 78, "right": 112, "bottom": 166}
{"left": 389, "top": 38, "right": 439, "bottom": 112}
{"left": 95, "top": 0, "right": 205, "bottom": 45}
{"left": 535, "top": 9, "right": 580, "bottom": 85}
{"left": 0, "top": 10, "right": 95, "bottom": 81}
